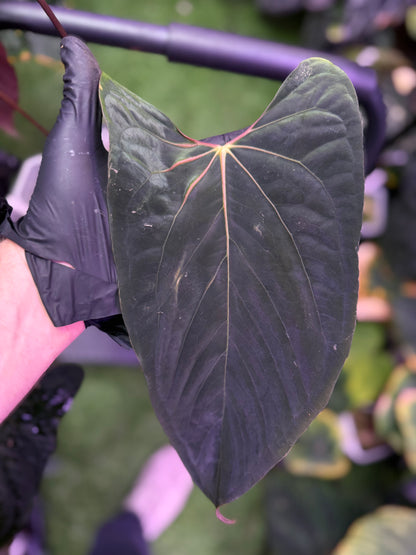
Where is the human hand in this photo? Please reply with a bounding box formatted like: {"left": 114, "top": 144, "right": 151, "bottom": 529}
{"left": 0, "top": 37, "right": 128, "bottom": 344}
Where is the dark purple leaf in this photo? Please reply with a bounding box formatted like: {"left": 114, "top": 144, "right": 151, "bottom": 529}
{"left": 100, "top": 57, "right": 364, "bottom": 506}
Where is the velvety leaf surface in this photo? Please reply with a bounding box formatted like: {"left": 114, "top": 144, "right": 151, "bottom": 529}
{"left": 100, "top": 57, "right": 363, "bottom": 506}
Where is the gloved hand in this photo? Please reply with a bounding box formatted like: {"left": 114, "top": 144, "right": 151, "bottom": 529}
{"left": 0, "top": 37, "right": 129, "bottom": 346}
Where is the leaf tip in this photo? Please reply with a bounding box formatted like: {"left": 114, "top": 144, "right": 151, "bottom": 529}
{"left": 216, "top": 506, "right": 236, "bottom": 525}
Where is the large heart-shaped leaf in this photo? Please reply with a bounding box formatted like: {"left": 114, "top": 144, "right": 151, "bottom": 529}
{"left": 99, "top": 57, "right": 363, "bottom": 507}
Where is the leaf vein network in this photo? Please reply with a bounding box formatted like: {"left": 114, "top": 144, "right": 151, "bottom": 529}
{"left": 229, "top": 239, "right": 306, "bottom": 389}
{"left": 229, "top": 336, "right": 283, "bottom": 441}
{"left": 227, "top": 149, "right": 325, "bottom": 344}
{"left": 238, "top": 107, "right": 344, "bottom": 138}
{"left": 231, "top": 144, "right": 335, "bottom": 209}
{"left": 230, "top": 283, "right": 300, "bottom": 406}
{"left": 154, "top": 151, "right": 218, "bottom": 306}
{"left": 167, "top": 255, "right": 228, "bottom": 384}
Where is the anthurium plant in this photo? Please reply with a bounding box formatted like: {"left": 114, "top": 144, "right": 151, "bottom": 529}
{"left": 99, "top": 56, "right": 364, "bottom": 507}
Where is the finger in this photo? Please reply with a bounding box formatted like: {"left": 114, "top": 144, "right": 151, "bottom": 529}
{"left": 58, "top": 36, "right": 102, "bottom": 131}
{"left": 60, "top": 35, "right": 101, "bottom": 92}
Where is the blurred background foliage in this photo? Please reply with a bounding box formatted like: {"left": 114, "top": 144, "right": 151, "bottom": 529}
{"left": 2, "top": 0, "right": 416, "bottom": 553}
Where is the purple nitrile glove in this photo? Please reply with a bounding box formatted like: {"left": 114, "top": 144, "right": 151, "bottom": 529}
{"left": 0, "top": 37, "right": 129, "bottom": 346}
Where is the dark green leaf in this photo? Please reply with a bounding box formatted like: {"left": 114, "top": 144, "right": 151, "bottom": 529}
{"left": 395, "top": 387, "right": 416, "bottom": 471}
{"left": 264, "top": 461, "right": 401, "bottom": 555}
{"left": 379, "top": 157, "right": 416, "bottom": 281}
{"left": 341, "top": 322, "right": 393, "bottom": 409}
{"left": 100, "top": 57, "right": 364, "bottom": 506}
{"left": 265, "top": 471, "right": 349, "bottom": 555}
{"left": 374, "top": 364, "right": 416, "bottom": 453}
{"left": 284, "top": 409, "right": 350, "bottom": 479}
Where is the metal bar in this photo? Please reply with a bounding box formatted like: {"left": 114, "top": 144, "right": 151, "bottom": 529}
{"left": 0, "top": 1, "right": 385, "bottom": 171}
{"left": 0, "top": 2, "right": 169, "bottom": 52}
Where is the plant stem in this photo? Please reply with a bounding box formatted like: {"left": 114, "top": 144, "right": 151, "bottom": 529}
{"left": 36, "top": 0, "right": 67, "bottom": 38}
{"left": 0, "top": 90, "right": 49, "bottom": 136}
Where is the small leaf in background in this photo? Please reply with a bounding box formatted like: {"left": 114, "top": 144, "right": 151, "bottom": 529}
{"left": 327, "top": 0, "right": 414, "bottom": 43}
{"left": 333, "top": 505, "right": 416, "bottom": 555}
{"left": 391, "top": 294, "right": 416, "bottom": 353}
{"left": 395, "top": 387, "right": 416, "bottom": 472}
{"left": 0, "top": 41, "right": 19, "bottom": 137}
{"left": 373, "top": 157, "right": 416, "bottom": 352}
{"left": 356, "top": 243, "right": 392, "bottom": 323}
{"left": 374, "top": 364, "right": 416, "bottom": 453}
{"left": 265, "top": 471, "right": 349, "bottom": 555}
{"left": 379, "top": 157, "right": 416, "bottom": 282}
{"left": 100, "top": 56, "right": 364, "bottom": 506}
{"left": 284, "top": 409, "right": 350, "bottom": 479}
{"left": 264, "top": 461, "right": 402, "bottom": 555}
{"left": 341, "top": 322, "right": 393, "bottom": 409}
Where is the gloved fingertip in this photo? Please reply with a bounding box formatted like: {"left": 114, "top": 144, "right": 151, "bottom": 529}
{"left": 60, "top": 35, "right": 89, "bottom": 55}
{"left": 60, "top": 36, "right": 101, "bottom": 85}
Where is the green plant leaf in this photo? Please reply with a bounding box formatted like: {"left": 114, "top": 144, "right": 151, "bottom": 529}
{"left": 341, "top": 322, "right": 393, "bottom": 409}
{"left": 334, "top": 505, "right": 416, "bottom": 554}
{"left": 395, "top": 387, "right": 416, "bottom": 471}
{"left": 264, "top": 461, "right": 400, "bottom": 555}
{"left": 374, "top": 364, "right": 416, "bottom": 453}
{"left": 99, "top": 56, "right": 364, "bottom": 506}
{"left": 284, "top": 409, "right": 350, "bottom": 479}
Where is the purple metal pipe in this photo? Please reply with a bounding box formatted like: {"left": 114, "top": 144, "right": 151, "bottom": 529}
{"left": 0, "top": 2, "right": 168, "bottom": 51}
{"left": 0, "top": 1, "right": 385, "bottom": 170}
{"left": 0, "top": 2, "right": 370, "bottom": 79}
{"left": 168, "top": 22, "right": 365, "bottom": 84}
